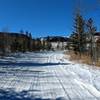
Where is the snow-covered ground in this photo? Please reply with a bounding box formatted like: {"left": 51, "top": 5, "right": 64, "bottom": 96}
{"left": 0, "top": 51, "right": 100, "bottom": 100}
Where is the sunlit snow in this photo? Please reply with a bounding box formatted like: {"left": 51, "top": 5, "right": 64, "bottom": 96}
{"left": 0, "top": 51, "right": 100, "bottom": 100}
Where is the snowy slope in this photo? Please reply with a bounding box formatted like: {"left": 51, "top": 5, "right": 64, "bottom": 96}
{"left": 0, "top": 51, "right": 100, "bottom": 100}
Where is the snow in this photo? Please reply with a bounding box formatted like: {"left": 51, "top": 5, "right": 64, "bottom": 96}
{"left": 0, "top": 51, "right": 100, "bottom": 100}
{"left": 74, "top": 79, "right": 100, "bottom": 97}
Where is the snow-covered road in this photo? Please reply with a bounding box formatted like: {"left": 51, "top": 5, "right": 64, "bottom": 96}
{"left": 0, "top": 51, "right": 100, "bottom": 100}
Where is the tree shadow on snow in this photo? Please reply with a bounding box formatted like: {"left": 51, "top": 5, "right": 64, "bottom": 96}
{"left": 0, "top": 62, "right": 70, "bottom": 67}
{"left": 0, "top": 89, "right": 66, "bottom": 100}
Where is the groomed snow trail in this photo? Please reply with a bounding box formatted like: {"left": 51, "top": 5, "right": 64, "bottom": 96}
{"left": 0, "top": 51, "right": 100, "bottom": 100}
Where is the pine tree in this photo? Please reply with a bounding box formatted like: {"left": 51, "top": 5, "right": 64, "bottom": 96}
{"left": 72, "top": 13, "right": 85, "bottom": 56}
{"left": 86, "top": 18, "right": 96, "bottom": 62}
{"left": 29, "top": 33, "right": 32, "bottom": 51}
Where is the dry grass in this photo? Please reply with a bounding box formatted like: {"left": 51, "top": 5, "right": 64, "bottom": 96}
{"left": 67, "top": 51, "right": 100, "bottom": 67}
{"left": 96, "top": 62, "right": 100, "bottom": 67}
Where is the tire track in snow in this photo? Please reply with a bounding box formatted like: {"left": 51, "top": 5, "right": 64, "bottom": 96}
{"left": 0, "top": 52, "right": 100, "bottom": 100}
{"left": 55, "top": 53, "right": 100, "bottom": 100}
{"left": 49, "top": 54, "right": 70, "bottom": 100}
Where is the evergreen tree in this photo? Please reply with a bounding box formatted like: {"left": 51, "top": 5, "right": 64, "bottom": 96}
{"left": 46, "top": 36, "right": 51, "bottom": 50}
{"left": 28, "top": 33, "right": 32, "bottom": 51}
{"left": 86, "top": 18, "right": 96, "bottom": 61}
{"left": 72, "top": 13, "right": 85, "bottom": 56}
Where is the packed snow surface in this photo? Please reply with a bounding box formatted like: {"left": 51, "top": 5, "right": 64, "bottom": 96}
{"left": 0, "top": 51, "right": 100, "bottom": 100}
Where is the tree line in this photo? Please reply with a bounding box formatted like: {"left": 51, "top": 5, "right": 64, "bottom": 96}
{"left": 0, "top": 32, "right": 62, "bottom": 56}
{"left": 69, "top": 13, "right": 100, "bottom": 64}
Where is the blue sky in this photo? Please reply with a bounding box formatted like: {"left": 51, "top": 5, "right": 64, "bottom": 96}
{"left": 0, "top": 0, "right": 99, "bottom": 37}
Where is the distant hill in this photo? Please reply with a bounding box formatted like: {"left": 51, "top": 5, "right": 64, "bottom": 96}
{"left": 40, "top": 36, "right": 70, "bottom": 42}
